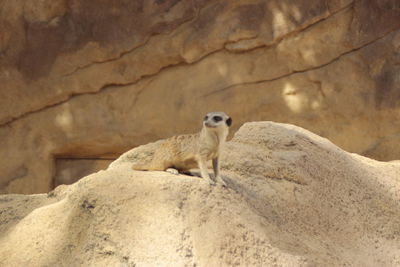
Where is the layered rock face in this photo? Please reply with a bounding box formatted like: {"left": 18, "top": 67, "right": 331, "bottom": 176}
{"left": 1, "top": 122, "right": 399, "bottom": 266}
{"left": 1, "top": 0, "right": 400, "bottom": 193}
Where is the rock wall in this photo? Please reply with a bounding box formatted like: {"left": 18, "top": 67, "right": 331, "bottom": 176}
{"left": 1, "top": 0, "right": 400, "bottom": 194}
{"left": 1, "top": 122, "right": 400, "bottom": 266}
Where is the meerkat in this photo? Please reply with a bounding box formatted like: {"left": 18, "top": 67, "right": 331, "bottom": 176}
{"left": 131, "top": 111, "right": 232, "bottom": 186}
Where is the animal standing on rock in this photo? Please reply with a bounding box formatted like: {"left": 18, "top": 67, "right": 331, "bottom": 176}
{"left": 132, "top": 112, "right": 232, "bottom": 186}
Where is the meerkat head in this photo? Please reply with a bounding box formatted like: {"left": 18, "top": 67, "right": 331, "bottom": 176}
{"left": 203, "top": 111, "right": 232, "bottom": 130}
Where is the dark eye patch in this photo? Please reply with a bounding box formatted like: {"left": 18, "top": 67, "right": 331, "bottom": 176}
{"left": 226, "top": 117, "right": 232, "bottom": 127}
{"left": 213, "top": 116, "right": 222, "bottom": 122}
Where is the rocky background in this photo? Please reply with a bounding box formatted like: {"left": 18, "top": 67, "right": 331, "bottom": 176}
{"left": 1, "top": 0, "right": 400, "bottom": 194}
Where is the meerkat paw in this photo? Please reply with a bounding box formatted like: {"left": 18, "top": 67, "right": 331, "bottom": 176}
{"left": 166, "top": 168, "right": 179, "bottom": 175}
{"left": 205, "top": 178, "right": 216, "bottom": 186}
{"left": 216, "top": 176, "right": 227, "bottom": 187}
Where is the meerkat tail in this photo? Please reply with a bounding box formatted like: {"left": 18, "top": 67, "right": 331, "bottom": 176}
{"left": 131, "top": 163, "right": 150, "bottom": 171}
{"left": 132, "top": 161, "right": 168, "bottom": 171}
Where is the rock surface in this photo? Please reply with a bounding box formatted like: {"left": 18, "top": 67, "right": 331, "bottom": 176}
{"left": 1, "top": 0, "right": 400, "bottom": 194}
{"left": 1, "top": 122, "right": 399, "bottom": 266}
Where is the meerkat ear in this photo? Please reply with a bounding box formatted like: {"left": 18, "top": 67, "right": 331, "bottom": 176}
{"left": 226, "top": 117, "right": 232, "bottom": 127}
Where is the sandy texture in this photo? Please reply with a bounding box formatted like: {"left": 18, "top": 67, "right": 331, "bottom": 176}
{"left": 1, "top": 122, "right": 399, "bottom": 266}
{"left": 1, "top": 0, "right": 400, "bottom": 194}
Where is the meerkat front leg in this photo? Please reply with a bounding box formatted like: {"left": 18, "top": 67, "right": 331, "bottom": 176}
{"left": 212, "top": 157, "right": 227, "bottom": 186}
{"left": 198, "top": 157, "right": 216, "bottom": 185}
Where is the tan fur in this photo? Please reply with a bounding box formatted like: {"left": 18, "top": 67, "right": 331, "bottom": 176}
{"left": 131, "top": 133, "right": 201, "bottom": 172}
{"left": 132, "top": 112, "right": 231, "bottom": 185}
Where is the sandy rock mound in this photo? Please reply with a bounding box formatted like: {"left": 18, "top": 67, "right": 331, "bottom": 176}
{"left": 1, "top": 122, "right": 399, "bottom": 266}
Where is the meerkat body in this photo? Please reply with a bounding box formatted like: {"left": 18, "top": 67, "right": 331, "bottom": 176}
{"left": 132, "top": 112, "right": 232, "bottom": 185}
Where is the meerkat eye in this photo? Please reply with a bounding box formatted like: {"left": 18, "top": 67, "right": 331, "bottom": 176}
{"left": 204, "top": 115, "right": 209, "bottom": 121}
{"left": 213, "top": 116, "right": 222, "bottom": 122}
